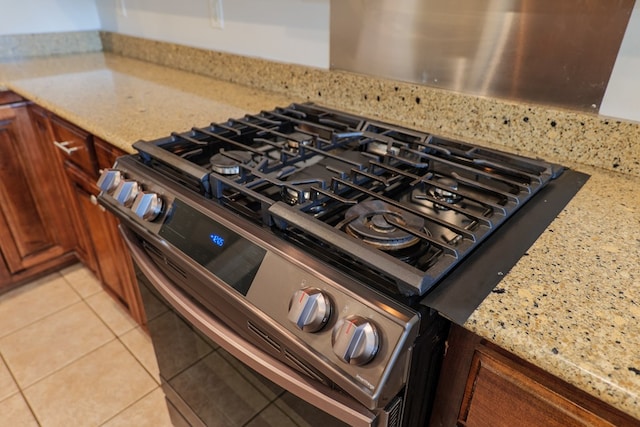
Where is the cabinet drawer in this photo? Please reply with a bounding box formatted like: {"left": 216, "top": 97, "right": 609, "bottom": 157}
{"left": 94, "top": 136, "right": 126, "bottom": 170}
{"left": 0, "top": 91, "right": 23, "bottom": 105}
{"left": 458, "top": 344, "right": 634, "bottom": 427}
{"left": 50, "top": 115, "right": 96, "bottom": 176}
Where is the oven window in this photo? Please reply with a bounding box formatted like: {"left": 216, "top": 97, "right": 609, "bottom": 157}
{"left": 135, "top": 266, "right": 349, "bottom": 427}
{"left": 159, "top": 198, "right": 266, "bottom": 296}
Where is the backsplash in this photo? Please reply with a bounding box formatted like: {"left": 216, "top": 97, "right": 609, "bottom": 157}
{"left": 331, "top": 0, "right": 633, "bottom": 113}
{"left": 0, "top": 31, "right": 102, "bottom": 60}
{"left": 2, "top": 30, "right": 636, "bottom": 178}
{"left": 100, "top": 32, "right": 640, "bottom": 178}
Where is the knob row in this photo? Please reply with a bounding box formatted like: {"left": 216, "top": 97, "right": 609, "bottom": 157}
{"left": 97, "top": 169, "right": 163, "bottom": 221}
{"left": 287, "top": 287, "right": 379, "bottom": 366}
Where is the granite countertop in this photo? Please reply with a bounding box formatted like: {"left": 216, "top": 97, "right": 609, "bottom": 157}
{"left": 1, "top": 52, "right": 638, "bottom": 420}
{"left": 465, "top": 165, "right": 640, "bottom": 418}
{"left": 0, "top": 53, "right": 293, "bottom": 151}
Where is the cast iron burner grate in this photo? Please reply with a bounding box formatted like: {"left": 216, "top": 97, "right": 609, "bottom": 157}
{"left": 133, "top": 102, "right": 563, "bottom": 296}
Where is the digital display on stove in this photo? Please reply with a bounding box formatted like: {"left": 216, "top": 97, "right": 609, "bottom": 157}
{"left": 158, "top": 199, "right": 266, "bottom": 296}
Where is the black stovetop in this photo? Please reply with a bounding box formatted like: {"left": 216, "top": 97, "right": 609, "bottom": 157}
{"left": 133, "top": 102, "right": 569, "bottom": 300}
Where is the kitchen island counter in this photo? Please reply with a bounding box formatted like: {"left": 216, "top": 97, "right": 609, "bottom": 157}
{"left": 1, "top": 51, "right": 638, "bottom": 420}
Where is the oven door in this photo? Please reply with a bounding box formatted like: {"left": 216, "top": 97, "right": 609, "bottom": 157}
{"left": 122, "top": 226, "right": 379, "bottom": 427}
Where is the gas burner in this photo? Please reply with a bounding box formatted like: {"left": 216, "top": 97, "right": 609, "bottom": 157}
{"left": 429, "top": 177, "right": 462, "bottom": 206}
{"left": 344, "top": 200, "right": 427, "bottom": 250}
{"left": 408, "top": 183, "right": 478, "bottom": 245}
{"left": 210, "top": 150, "right": 256, "bottom": 175}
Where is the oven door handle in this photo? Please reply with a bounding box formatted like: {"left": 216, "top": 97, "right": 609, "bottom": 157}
{"left": 121, "top": 226, "right": 378, "bottom": 427}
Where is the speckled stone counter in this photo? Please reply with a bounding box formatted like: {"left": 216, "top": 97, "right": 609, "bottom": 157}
{"left": 0, "top": 53, "right": 292, "bottom": 152}
{"left": 0, "top": 31, "right": 101, "bottom": 60}
{"left": 1, "top": 52, "right": 638, "bottom": 420}
{"left": 465, "top": 164, "right": 640, "bottom": 418}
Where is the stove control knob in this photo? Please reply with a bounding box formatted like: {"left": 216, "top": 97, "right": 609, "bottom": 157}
{"left": 287, "top": 288, "right": 331, "bottom": 333}
{"left": 132, "top": 192, "right": 163, "bottom": 221}
{"left": 96, "top": 169, "right": 122, "bottom": 194}
{"left": 332, "top": 315, "right": 379, "bottom": 366}
{"left": 113, "top": 180, "right": 140, "bottom": 207}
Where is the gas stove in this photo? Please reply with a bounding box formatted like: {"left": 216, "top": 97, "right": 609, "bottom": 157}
{"left": 97, "top": 102, "right": 586, "bottom": 426}
{"left": 112, "top": 102, "right": 562, "bottom": 298}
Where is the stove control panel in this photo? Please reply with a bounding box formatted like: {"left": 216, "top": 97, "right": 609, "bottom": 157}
{"left": 98, "top": 168, "right": 165, "bottom": 222}
{"left": 246, "top": 250, "right": 417, "bottom": 399}
{"left": 96, "top": 169, "right": 122, "bottom": 193}
{"left": 287, "top": 288, "right": 331, "bottom": 333}
{"left": 332, "top": 315, "right": 379, "bottom": 366}
{"left": 132, "top": 191, "right": 164, "bottom": 221}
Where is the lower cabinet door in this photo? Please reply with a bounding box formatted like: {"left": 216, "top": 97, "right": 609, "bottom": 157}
{"left": 63, "top": 161, "right": 100, "bottom": 278}
{"left": 63, "top": 161, "right": 128, "bottom": 302}
{"left": 63, "top": 160, "right": 143, "bottom": 323}
{"left": 0, "top": 102, "right": 75, "bottom": 290}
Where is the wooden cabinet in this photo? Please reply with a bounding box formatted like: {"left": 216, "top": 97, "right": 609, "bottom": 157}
{"left": 43, "top": 109, "right": 101, "bottom": 276}
{"left": 1, "top": 91, "right": 143, "bottom": 323}
{"left": 429, "top": 324, "right": 637, "bottom": 427}
{"left": 79, "top": 136, "right": 144, "bottom": 324}
{"left": 42, "top": 110, "right": 144, "bottom": 324}
{"left": 0, "top": 95, "right": 76, "bottom": 291}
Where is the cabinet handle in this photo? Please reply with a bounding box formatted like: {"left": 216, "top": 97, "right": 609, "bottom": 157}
{"left": 90, "top": 195, "right": 106, "bottom": 212}
{"left": 53, "top": 140, "right": 80, "bottom": 155}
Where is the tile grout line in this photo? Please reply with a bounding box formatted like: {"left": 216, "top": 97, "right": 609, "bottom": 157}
{"left": 96, "top": 385, "right": 163, "bottom": 427}
{"left": 78, "top": 275, "right": 164, "bottom": 387}
{"left": 21, "top": 338, "right": 155, "bottom": 427}
{"left": 1, "top": 280, "right": 127, "bottom": 391}
{"left": 0, "top": 270, "right": 94, "bottom": 427}
{"left": 78, "top": 282, "right": 156, "bottom": 384}
{"left": 82, "top": 290, "right": 138, "bottom": 337}
{"left": 115, "top": 332, "right": 162, "bottom": 387}
{"left": 0, "top": 296, "right": 86, "bottom": 341}
{"left": 0, "top": 352, "right": 42, "bottom": 426}
{"left": 2, "top": 266, "right": 162, "bottom": 425}
{"left": 59, "top": 267, "right": 166, "bottom": 423}
{"left": 0, "top": 282, "right": 118, "bottom": 390}
{"left": 59, "top": 268, "right": 104, "bottom": 302}
{"left": 0, "top": 272, "right": 88, "bottom": 340}
{"left": 19, "top": 335, "right": 120, "bottom": 392}
{"left": 0, "top": 267, "right": 105, "bottom": 339}
{"left": 95, "top": 324, "right": 167, "bottom": 425}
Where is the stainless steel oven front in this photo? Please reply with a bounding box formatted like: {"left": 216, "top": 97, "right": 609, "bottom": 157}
{"left": 126, "top": 227, "right": 361, "bottom": 426}
{"left": 108, "top": 156, "right": 449, "bottom": 427}
{"left": 122, "top": 225, "right": 447, "bottom": 427}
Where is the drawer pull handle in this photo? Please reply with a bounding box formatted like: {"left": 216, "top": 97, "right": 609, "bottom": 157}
{"left": 90, "top": 195, "right": 106, "bottom": 212}
{"left": 53, "top": 140, "right": 80, "bottom": 155}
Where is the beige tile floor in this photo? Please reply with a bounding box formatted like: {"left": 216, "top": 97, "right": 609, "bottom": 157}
{"left": 0, "top": 264, "right": 174, "bottom": 427}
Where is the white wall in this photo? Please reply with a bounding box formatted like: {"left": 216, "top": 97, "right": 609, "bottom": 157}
{"left": 0, "top": 0, "right": 101, "bottom": 35}
{"left": 600, "top": 2, "right": 640, "bottom": 123}
{"left": 94, "top": 0, "right": 330, "bottom": 68}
